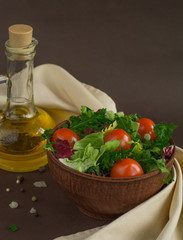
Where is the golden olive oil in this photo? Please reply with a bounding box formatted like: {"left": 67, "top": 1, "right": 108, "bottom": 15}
{"left": 0, "top": 107, "right": 55, "bottom": 172}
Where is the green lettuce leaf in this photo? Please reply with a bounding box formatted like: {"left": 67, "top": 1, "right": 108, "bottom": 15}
{"left": 59, "top": 143, "right": 100, "bottom": 172}
{"left": 101, "top": 140, "right": 120, "bottom": 152}
{"left": 59, "top": 133, "right": 120, "bottom": 173}
{"left": 73, "top": 132, "right": 103, "bottom": 150}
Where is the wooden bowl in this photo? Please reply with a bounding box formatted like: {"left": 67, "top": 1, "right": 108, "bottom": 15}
{"left": 47, "top": 121, "right": 175, "bottom": 220}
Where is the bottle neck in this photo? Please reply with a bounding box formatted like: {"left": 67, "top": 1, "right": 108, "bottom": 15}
{"left": 4, "top": 39, "right": 38, "bottom": 120}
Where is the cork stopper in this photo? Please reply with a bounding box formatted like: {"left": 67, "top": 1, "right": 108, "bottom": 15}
{"left": 8, "top": 24, "right": 33, "bottom": 48}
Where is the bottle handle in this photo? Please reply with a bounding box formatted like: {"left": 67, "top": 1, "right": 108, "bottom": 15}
{"left": 0, "top": 75, "right": 8, "bottom": 84}
{"left": 0, "top": 75, "right": 9, "bottom": 121}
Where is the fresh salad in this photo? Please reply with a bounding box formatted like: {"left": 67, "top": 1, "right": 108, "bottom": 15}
{"left": 42, "top": 106, "right": 177, "bottom": 183}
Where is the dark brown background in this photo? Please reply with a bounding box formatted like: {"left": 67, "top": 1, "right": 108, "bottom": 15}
{"left": 0, "top": 0, "right": 183, "bottom": 239}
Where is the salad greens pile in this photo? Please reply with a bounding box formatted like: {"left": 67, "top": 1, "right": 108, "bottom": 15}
{"left": 42, "top": 106, "right": 177, "bottom": 183}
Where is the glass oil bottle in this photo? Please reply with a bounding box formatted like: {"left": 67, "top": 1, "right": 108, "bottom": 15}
{"left": 0, "top": 24, "right": 55, "bottom": 172}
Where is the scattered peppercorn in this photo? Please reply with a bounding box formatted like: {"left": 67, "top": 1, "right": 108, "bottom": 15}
{"left": 31, "top": 196, "right": 37, "bottom": 202}
{"left": 16, "top": 175, "right": 24, "bottom": 184}
{"left": 16, "top": 179, "right": 20, "bottom": 184}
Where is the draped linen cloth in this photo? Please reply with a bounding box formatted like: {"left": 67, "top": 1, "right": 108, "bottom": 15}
{"left": 33, "top": 64, "right": 117, "bottom": 123}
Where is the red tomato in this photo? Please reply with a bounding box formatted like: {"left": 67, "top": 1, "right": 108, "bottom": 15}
{"left": 51, "top": 128, "right": 80, "bottom": 148}
{"left": 104, "top": 129, "right": 131, "bottom": 151}
{"left": 136, "top": 118, "right": 157, "bottom": 141}
{"left": 110, "top": 158, "right": 144, "bottom": 178}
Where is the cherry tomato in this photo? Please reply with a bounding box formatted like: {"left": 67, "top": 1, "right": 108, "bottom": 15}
{"left": 136, "top": 118, "right": 157, "bottom": 141}
{"left": 104, "top": 129, "right": 131, "bottom": 151}
{"left": 51, "top": 128, "right": 80, "bottom": 148}
{"left": 110, "top": 158, "right": 144, "bottom": 178}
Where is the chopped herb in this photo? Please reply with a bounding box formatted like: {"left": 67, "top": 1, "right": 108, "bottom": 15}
{"left": 41, "top": 129, "right": 55, "bottom": 153}
{"left": 9, "top": 224, "right": 18, "bottom": 232}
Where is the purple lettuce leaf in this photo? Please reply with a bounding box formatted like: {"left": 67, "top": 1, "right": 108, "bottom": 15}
{"left": 162, "top": 145, "right": 174, "bottom": 162}
{"left": 84, "top": 127, "right": 99, "bottom": 137}
{"left": 54, "top": 138, "right": 73, "bottom": 160}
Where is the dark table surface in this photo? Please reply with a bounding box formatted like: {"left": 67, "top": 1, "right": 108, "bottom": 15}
{"left": 0, "top": 0, "right": 183, "bottom": 239}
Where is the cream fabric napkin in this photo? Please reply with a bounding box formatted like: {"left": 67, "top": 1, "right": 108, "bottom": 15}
{"left": 33, "top": 64, "right": 117, "bottom": 123}
{"left": 0, "top": 64, "right": 182, "bottom": 240}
